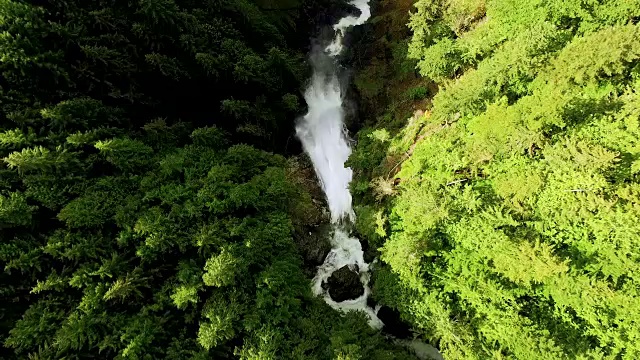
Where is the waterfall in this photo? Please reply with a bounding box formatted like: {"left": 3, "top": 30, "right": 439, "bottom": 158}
{"left": 296, "top": 0, "right": 382, "bottom": 328}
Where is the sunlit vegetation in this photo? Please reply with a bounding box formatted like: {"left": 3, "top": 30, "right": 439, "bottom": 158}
{"left": 352, "top": 0, "right": 640, "bottom": 358}
{"left": 4, "top": 0, "right": 639, "bottom": 358}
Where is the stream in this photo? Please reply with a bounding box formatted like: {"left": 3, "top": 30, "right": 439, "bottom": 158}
{"left": 295, "top": 0, "right": 383, "bottom": 328}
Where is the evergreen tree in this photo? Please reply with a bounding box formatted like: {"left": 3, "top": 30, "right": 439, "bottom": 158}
{"left": 1, "top": 0, "right": 418, "bottom": 358}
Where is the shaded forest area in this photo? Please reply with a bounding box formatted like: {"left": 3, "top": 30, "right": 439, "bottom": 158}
{"left": 0, "top": 0, "right": 418, "bottom": 358}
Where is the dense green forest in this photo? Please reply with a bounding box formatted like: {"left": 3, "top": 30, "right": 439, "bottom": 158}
{"left": 3, "top": 0, "right": 640, "bottom": 359}
{"left": 352, "top": 0, "right": 640, "bottom": 358}
{"left": 0, "top": 0, "right": 418, "bottom": 358}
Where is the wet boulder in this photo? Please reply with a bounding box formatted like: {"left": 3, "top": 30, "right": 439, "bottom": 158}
{"left": 299, "top": 225, "right": 332, "bottom": 264}
{"left": 295, "top": 224, "right": 332, "bottom": 277}
{"left": 378, "top": 306, "right": 412, "bottom": 339}
{"left": 324, "top": 265, "right": 364, "bottom": 302}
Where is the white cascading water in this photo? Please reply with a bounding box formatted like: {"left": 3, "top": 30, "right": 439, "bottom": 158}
{"left": 326, "top": 0, "right": 372, "bottom": 57}
{"left": 296, "top": 0, "right": 383, "bottom": 328}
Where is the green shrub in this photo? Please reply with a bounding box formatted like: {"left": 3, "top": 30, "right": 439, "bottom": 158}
{"left": 406, "top": 85, "right": 430, "bottom": 100}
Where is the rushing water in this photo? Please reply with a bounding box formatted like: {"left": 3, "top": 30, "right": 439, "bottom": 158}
{"left": 295, "top": 0, "right": 383, "bottom": 328}
{"left": 326, "top": 0, "right": 372, "bottom": 56}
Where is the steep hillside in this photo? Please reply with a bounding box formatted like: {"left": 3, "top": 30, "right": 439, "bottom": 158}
{"left": 351, "top": 0, "right": 640, "bottom": 358}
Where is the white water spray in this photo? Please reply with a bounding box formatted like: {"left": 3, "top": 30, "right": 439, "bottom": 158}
{"left": 296, "top": 0, "right": 382, "bottom": 328}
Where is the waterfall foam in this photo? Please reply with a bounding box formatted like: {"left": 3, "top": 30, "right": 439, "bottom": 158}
{"left": 297, "top": 71, "right": 354, "bottom": 223}
{"left": 296, "top": 0, "right": 382, "bottom": 328}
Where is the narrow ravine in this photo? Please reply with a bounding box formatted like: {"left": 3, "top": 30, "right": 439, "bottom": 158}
{"left": 295, "top": 0, "right": 383, "bottom": 328}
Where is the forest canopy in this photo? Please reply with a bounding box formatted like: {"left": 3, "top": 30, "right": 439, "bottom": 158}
{"left": 350, "top": 0, "right": 640, "bottom": 358}
{"left": 0, "top": 0, "right": 417, "bottom": 358}
{"left": 4, "top": 0, "right": 640, "bottom": 358}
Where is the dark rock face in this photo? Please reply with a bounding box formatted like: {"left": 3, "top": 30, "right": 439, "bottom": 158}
{"left": 325, "top": 266, "right": 364, "bottom": 302}
{"left": 361, "top": 237, "right": 377, "bottom": 264}
{"left": 378, "top": 306, "right": 412, "bottom": 339}
{"left": 366, "top": 296, "right": 377, "bottom": 309}
{"left": 296, "top": 224, "right": 332, "bottom": 277}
